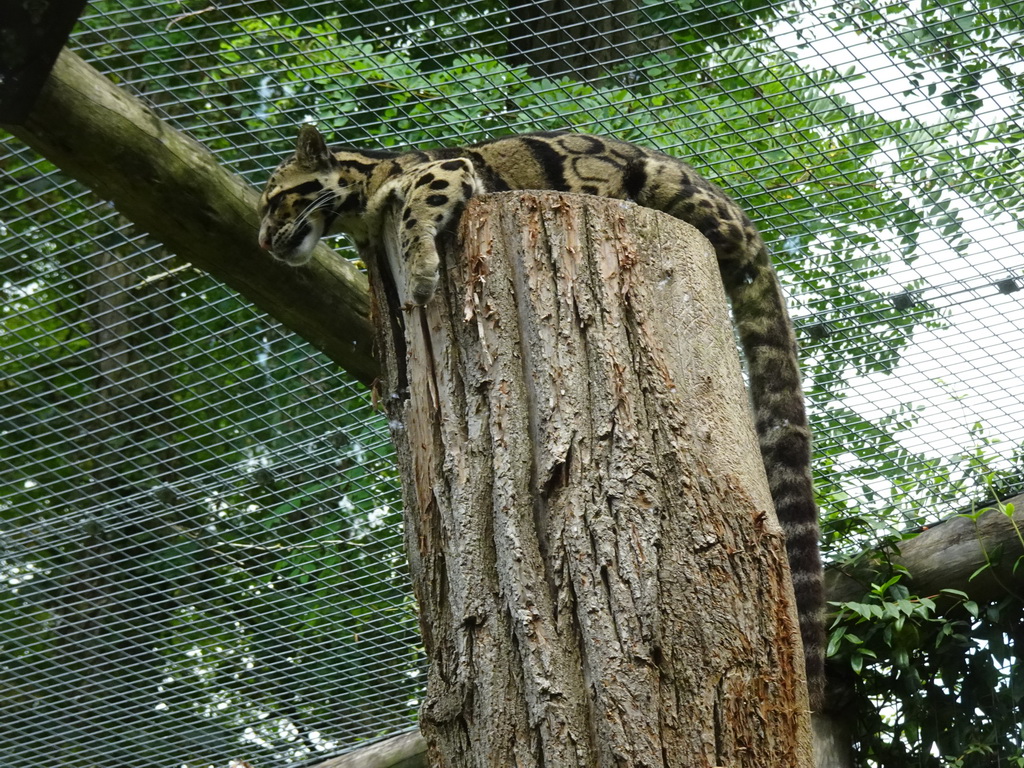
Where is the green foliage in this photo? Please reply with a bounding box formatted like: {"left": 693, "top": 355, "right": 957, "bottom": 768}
{"left": 831, "top": 573, "right": 1024, "bottom": 766}
{"left": 829, "top": 481, "right": 1024, "bottom": 766}
{"left": 820, "top": 0, "right": 1024, "bottom": 117}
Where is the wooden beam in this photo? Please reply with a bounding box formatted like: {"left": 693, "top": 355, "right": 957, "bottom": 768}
{"left": 1, "top": 48, "right": 379, "bottom": 384}
{"left": 826, "top": 494, "right": 1024, "bottom": 606}
{"left": 305, "top": 731, "right": 427, "bottom": 768}
{"left": 0, "top": 1, "right": 89, "bottom": 122}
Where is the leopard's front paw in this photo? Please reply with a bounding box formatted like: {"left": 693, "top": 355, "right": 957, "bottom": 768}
{"left": 409, "top": 273, "right": 439, "bottom": 306}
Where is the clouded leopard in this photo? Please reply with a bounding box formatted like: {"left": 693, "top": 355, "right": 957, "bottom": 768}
{"left": 258, "top": 124, "right": 826, "bottom": 710}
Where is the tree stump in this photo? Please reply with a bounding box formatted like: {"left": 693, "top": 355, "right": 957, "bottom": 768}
{"left": 368, "top": 191, "right": 813, "bottom": 767}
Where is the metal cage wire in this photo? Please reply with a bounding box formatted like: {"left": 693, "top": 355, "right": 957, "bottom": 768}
{"left": 2, "top": 0, "right": 1023, "bottom": 765}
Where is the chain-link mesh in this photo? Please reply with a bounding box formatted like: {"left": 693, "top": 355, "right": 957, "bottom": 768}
{"left": 3, "top": 0, "right": 1023, "bottom": 765}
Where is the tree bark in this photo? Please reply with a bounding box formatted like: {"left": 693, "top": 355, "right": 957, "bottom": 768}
{"left": 0, "top": 47, "right": 378, "bottom": 385}
{"left": 369, "top": 191, "right": 813, "bottom": 766}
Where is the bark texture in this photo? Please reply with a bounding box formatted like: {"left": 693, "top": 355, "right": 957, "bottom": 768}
{"left": 370, "top": 191, "right": 812, "bottom": 767}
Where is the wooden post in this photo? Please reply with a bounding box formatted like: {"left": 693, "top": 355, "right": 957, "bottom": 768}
{"left": 369, "top": 192, "right": 813, "bottom": 767}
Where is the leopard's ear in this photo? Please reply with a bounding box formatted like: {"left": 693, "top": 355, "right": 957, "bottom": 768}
{"left": 295, "top": 124, "right": 332, "bottom": 171}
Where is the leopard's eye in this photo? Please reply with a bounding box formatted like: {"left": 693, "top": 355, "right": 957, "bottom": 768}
{"left": 287, "top": 180, "right": 325, "bottom": 197}
{"left": 262, "top": 191, "right": 285, "bottom": 214}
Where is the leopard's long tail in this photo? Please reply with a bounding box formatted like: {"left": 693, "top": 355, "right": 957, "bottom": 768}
{"left": 729, "top": 250, "right": 826, "bottom": 712}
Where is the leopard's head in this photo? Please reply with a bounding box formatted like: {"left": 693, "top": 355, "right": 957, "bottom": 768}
{"left": 257, "top": 124, "right": 369, "bottom": 264}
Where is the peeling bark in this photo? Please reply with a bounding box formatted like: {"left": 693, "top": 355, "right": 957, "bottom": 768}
{"left": 369, "top": 191, "right": 812, "bottom": 767}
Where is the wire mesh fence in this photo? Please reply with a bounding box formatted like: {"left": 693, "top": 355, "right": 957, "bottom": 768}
{"left": 2, "top": 0, "right": 1024, "bottom": 765}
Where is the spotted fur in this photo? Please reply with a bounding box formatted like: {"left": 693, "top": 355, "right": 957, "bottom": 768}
{"left": 258, "top": 124, "right": 826, "bottom": 710}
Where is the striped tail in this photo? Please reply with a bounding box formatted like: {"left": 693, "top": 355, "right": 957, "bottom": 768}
{"left": 728, "top": 251, "right": 826, "bottom": 712}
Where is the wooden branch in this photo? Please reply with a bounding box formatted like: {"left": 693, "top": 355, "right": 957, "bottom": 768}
{"left": 826, "top": 493, "right": 1024, "bottom": 606}
{"left": 305, "top": 731, "right": 426, "bottom": 768}
{"left": 0, "top": 48, "right": 378, "bottom": 385}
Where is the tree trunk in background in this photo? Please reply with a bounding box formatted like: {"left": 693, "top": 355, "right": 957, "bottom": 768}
{"left": 505, "top": 0, "right": 648, "bottom": 82}
{"left": 370, "top": 191, "right": 813, "bottom": 766}
{"left": 84, "top": 248, "right": 180, "bottom": 492}
{"left": 38, "top": 248, "right": 194, "bottom": 764}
